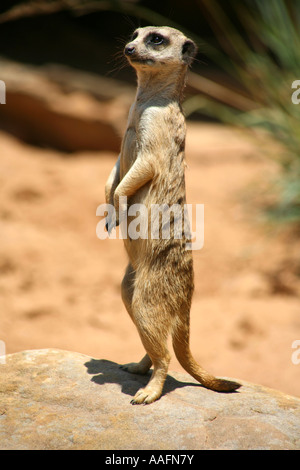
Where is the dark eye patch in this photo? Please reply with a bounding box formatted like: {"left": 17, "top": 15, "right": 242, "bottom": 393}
{"left": 181, "top": 39, "right": 197, "bottom": 64}
{"left": 131, "top": 31, "right": 138, "bottom": 41}
{"left": 145, "top": 33, "right": 169, "bottom": 47}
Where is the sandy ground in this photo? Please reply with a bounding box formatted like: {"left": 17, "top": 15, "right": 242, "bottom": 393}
{"left": 1, "top": 122, "right": 299, "bottom": 397}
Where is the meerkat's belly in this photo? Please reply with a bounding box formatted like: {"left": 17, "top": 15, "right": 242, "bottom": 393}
{"left": 119, "top": 114, "right": 186, "bottom": 265}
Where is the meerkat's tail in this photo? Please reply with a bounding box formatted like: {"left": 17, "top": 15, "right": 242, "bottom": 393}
{"left": 171, "top": 318, "right": 240, "bottom": 393}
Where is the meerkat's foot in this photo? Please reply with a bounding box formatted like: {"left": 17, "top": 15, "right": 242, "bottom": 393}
{"left": 129, "top": 356, "right": 169, "bottom": 404}
{"left": 120, "top": 362, "right": 149, "bottom": 375}
{"left": 131, "top": 385, "right": 162, "bottom": 405}
{"left": 120, "top": 354, "right": 152, "bottom": 375}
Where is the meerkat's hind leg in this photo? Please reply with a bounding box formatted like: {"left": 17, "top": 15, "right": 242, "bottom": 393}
{"left": 120, "top": 353, "right": 152, "bottom": 375}
{"left": 120, "top": 265, "right": 152, "bottom": 375}
{"left": 130, "top": 315, "right": 171, "bottom": 405}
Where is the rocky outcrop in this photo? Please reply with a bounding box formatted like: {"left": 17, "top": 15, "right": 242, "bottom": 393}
{"left": 0, "top": 349, "right": 299, "bottom": 450}
{"left": 0, "top": 59, "right": 134, "bottom": 152}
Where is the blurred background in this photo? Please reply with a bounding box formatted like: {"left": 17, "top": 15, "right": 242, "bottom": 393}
{"left": 0, "top": 0, "right": 299, "bottom": 396}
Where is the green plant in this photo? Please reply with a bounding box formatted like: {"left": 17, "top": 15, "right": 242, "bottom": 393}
{"left": 184, "top": 0, "right": 300, "bottom": 226}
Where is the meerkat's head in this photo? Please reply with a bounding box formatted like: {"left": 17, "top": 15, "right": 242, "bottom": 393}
{"left": 124, "top": 26, "right": 197, "bottom": 72}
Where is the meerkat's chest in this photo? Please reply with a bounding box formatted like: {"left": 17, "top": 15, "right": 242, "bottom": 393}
{"left": 120, "top": 126, "right": 138, "bottom": 178}
{"left": 120, "top": 103, "right": 144, "bottom": 177}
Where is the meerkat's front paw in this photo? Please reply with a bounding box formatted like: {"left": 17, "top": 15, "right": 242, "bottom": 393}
{"left": 103, "top": 200, "right": 118, "bottom": 234}
{"left": 131, "top": 386, "right": 162, "bottom": 405}
{"left": 105, "top": 212, "right": 117, "bottom": 234}
{"left": 106, "top": 207, "right": 126, "bottom": 233}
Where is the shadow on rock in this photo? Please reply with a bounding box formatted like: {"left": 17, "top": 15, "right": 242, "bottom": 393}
{"left": 84, "top": 358, "right": 203, "bottom": 400}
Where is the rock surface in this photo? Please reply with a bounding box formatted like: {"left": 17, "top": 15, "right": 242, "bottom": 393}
{"left": 0, "top": 349, "right": 299, "bottom": 450}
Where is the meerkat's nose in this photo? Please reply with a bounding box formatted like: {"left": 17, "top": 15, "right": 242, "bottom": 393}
{"left": 125, "top": 45, "right": 136, "bottom": 56}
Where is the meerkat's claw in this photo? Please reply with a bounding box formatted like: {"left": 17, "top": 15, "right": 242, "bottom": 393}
{"left": 131, "top": 386, "right": 161, "bottom": 405}
{"left": 120, "top": 363, "right": 132, "bottom": 373}
{"left": 105, "top": 217, "right": 115, "bottom": 234}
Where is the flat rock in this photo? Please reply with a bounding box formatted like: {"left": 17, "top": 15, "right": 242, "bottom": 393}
{"left": 0, "top": 349, "right": 299, "bottom": 450}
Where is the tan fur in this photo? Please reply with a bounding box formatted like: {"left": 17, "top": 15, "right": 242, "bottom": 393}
{"left": 105, "top": 26, "right": 240, "bottom": 404}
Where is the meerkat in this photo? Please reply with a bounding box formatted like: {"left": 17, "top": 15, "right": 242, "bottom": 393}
{"left": 105, "top": 26, "right": 240, "bottom": 404}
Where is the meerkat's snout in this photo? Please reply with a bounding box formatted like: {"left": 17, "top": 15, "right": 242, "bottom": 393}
{"left": 124, "top": 45, "right": 136, "bottom": 57}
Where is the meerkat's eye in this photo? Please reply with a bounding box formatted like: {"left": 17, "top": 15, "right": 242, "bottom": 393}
{"left": 147, "top": 33, "right": 166, "bottom": 46}
{"left": 151, "top": 34, "right": 164, "bottom": 45}
{"left": 150, "top": 34, "right": 165, "bottom": 46}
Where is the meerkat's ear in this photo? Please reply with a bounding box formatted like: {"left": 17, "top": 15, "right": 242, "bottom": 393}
{"left": 182, "top": 39, "right": 197, "bottom": 65}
